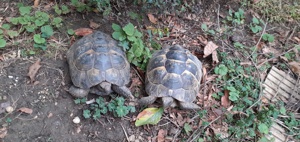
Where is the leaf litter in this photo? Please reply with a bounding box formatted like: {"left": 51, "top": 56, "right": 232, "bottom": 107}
{"left": 27, "top": 59, "right": 41, "bottom": 83}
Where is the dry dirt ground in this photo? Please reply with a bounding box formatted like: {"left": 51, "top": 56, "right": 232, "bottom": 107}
{"left": 0, "top": 0, "right": 298, "bottom": 142}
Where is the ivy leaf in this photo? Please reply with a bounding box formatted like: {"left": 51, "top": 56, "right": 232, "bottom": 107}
{"left": 10, "top": 17, "right": 19, "bottom": 25}
{"left": 2, "top": 24, "right": 11, "bottom": 30}
{"left": 83, "top": 109, "right": 91, "bottom": 119}
{"left": 123, "top": 23, "right": 135, "bottom": 36}
{"left": 19, "top": 6, "right": 31, "bottom": 15}
{"left": 135, "top": 107, "right": 163, "bottom": 126}
{"left": 67, "top": 29, "right": 75, "bottom": 35}
{"left": 7, "top": 30, "right": 19, "bottom": 38}
{"left": 184, "top": 123, "right": 192, "bottom": 135}
{"left": 0, "top": 39, "right": 6, "bottom": 48}
{"left": 115, "top": 106, "right": 129, "bottom": 117}
{"left": 214, "top": 64, "right": 228, "bottom": 76}
{"left": 112, "top": 31, "right": 126, "bottom": 41}
{"left": 258, "top": 123, "right": 269, "bottom": 134}
{"left": 33, "top": 34, "right": 46, "bottom": 44}
{"left": 112, "top": 23, "right": 122, "bottom": 31}
{"left": 41, "top": 25, "right": 53, "bottom": 38}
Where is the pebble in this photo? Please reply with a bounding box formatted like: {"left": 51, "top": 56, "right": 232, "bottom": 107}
{"left": 73, "top": 116, "right": 80, "bottom": 124}
{"left": 8, "top": 76, "right": 13, "bottom": 79}
{"left": 5, "top": 106, "right": 14, "bottom": 113}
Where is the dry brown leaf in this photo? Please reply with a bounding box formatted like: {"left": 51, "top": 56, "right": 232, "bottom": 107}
{"left": 44, "top": 2, "right": 54, "bottom": 10}
{"left": 202, "top": 67, "right": 207, "bottom": 83}
{"left": 147, "top": 13, "right": 158, "bottom": 24}
{"left": 176, "top": 113, "right": 186, "bottom": 126}
{"left": 89, "top": 20, "right": 100, "bottom": 29}
{"left": 27, "top": 59, "right": 41, "bottom": 83}
{"left": 74, "top": 28, "right": 93, "bottom": 36}
{"left": 157, "top": 129, "right": 166, "bottom": 142}
{"left": 0, "top": 127, "right": 7, "bottom": 138}
{"left": 204, "top": 41, "right": 218, "bottom": 58}
{"left": 33, "top": 0, "right": 40, "bottom": 7}
{"left": 289, "top": 61, "right": 300, "bottom": 75}
{"left": 221, "top": 90, "right": 231, "bottom": 108}
{"left": 197, "top": 35, "right": 208, "bottom": 45}
{"left": 18, "top": 107, "right": 33, "bottom": 114}
{"left": 212, "top": 50, "right": 219, "bottom": 64}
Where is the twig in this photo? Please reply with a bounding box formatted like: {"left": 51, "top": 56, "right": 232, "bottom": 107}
{"left": 120, "top": 123, "right": 130, "bottom": 142}
{"left": 284, "top": 26, "right": 297, "bottom": 45}
{"left": 250, "top": 21, "right": 268, "bottom": 58}
{"left": 172, "top": 128, "right": 182, "bottom": 142}
{"left": 258, "top": 46, "right": 296, "bottom": 67}
{"left": 131, "top": 66, "right": 144, "bottom": 84}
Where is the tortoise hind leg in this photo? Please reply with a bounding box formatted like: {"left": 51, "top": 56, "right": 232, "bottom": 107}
{"left": 162, "top": 97, "right": 175, "bottom": 108}
{"left": 178, "top": 102, "right": 201, "bottom": 110}
{"left": 138, "top": 96, "right": 157, "bottom": 106}
{"left": 112, "top": 85, "right": 134, "bottom": 99}
{"left": 69, "top": 85, "right": 89, "bottom": 98}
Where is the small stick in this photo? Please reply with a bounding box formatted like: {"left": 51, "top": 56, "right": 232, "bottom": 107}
{"left": 120, "top": 123, "right": 130, "bottom": 142}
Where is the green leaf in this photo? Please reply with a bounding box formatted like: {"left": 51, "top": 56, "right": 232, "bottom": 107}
{"left": 29, "top": 50, "right": 36, "bottom": 55}
{"left": 198, "top": 138, "right": 204, "bottom": 142}
{"left": 214, "top": 64, "right": 228, "bottom": 76}
{"left": 258, "top": 136, "right": 269, "bottom": 142}
{"left": 93, "top": 108, "right": 101, "bottom": 120}
{"left": 25, "top": 25, "right": 37, "bottom": 32}
{"left": 54, "top": 5, "right": 62, "bottom": 15}
{"left": 134, "top": 30, "right": 143, "bottom": 38}
{"left": 0, "top": 39, "right": 6, "bottom": 48}
{"left": 112, "top": 31, "right": 126, "bottom": 41}
{"left": 252, "top": 17, "right": 260, "bottom": 24}
{"left": 52, "top": 17, "right": 63, "bottom": 27}
{"left": 34, "top": 43, "right": 47, "bottom": 50}
{"left": 41, "top": 25, "right": 54, "bottom": 38}
{"left": 280, "top": 106, "right": 286, "bottom": 115}
{"left": 74, "top": 99, "right": 81, "bottom": 104}
{"left": 115, "top": 106, "right": 129, "bottom": 117}
{"left": 10, "top": 17, "right": 19, "bottom": 25}
{"left": 258, "top": 123, "right": 269, "bottom": 134}
{"left": 83, "top": 109, "right": 91, "bottom": 119}
{"left": 67, "top": 29, "right": 75, "bottom": 35}
{"left": 116, "top": 97, "right": 125, "bottom": 106}
{"left": 33, "top": 34, "right": 46, "bottom": 44}
{"left": 61, "top": 5, "right": 70, "bottom": 14}
{"left": 2, "top": 24, "right": 11, "bottom": 30}
{"left": 112, "top": 23, "right": 122, "bottom": 31}
{"left": 183, "top": 123, "right": 192, "bottom": 134}
{"left": 229, "top": 92, "right": 239, "bottom": 101}
{"left": 201, "top": 24, "right": 208, "bottom": 31}
{"left": 118, "top": 41, "right": 129, "bottom": 51}
{"left": 19, "top": 6, "right": 31, "bottom": 15}
{"left": 127, "top": 36, "right": 137, "bottom": 42}
{"left": 262, "top": 34, "right": 274, "bottom": 42}
{"left": 35, "top": 19, "right": 45, "bottom": 27}
{"left": 7, "top": 30, "right": 19, "bottom": 38}
{"left": 123, "top": 23, "right": 135, "bottom": 36}
{"left": 135, "top": 107, "right": 163, "bottom": 126}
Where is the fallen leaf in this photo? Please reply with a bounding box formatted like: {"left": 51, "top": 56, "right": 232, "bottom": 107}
{"left": 0, "top": 127, "right": 7, "bottom": 138}
{"left": 27, "top": 59, "right": 41, "bottom": 83}
{"left": 33, "top": 0, "right": 40, "bottom": 7}
{"left": 176, "top": 113, "right": 186, "bottom": 126}
{"left": 74, "top": 28, "right": 93, "bottom": 36}
{"left": 147, "top": 13, "right": 158, "bottom": 24}
{"left": 202, "top": 67, "right": 207, "bottom": 83}
{"left": 197, "top": 35, "right": 208, "bottom": 45}
{"left": 18, "top": 107, "right": 33, "bottom": 114}
{"left": 204, "top": 41, "right": 218, "bottom": 58}
{"left": 157, "top": 129, "right": 166, "bottom": 142}
{"left": 212, "top": 50, "right": 219, "bottom": 64}
{"left": 44, "top": 2, "right": 54, "bottom": 10}
{"left": 89, "top": 20, "right": 100, "bottom": 29}
{"left": 289, "top": 61, "right": 300, "bottom": 75}
{"left": 135, "top": 107, "right": 163, "bottom": 126}
{"left": 221, "top": 90, "right": 231, "bottom": 108}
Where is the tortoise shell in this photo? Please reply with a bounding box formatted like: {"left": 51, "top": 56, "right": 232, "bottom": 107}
{"left": 67, "top": 31, "right": 130, "bottom": 89}
{"left": 145, "top": 45, "right": 202, "bottom": 103}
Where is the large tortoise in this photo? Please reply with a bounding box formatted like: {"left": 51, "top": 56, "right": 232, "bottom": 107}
{"left": 67, "top": 31, "right": 133, "bottom": 99}
{"left": 139, "top": 45, "right": 202, "bottom": 109}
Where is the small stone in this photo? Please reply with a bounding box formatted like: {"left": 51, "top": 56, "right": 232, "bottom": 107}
{"left": 73, "top": 116, "right": 80, "bottom": 124}
{"left": 8, "top": 76, "right": 13, "bottom": 79}
{"left": 5, "top": 106, "right": 14, "bottom": 113}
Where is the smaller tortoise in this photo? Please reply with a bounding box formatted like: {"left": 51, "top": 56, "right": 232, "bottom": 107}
{"left": 139, "top": 45, "right": 202, "bottom": 109}
{"left": 67, "top": 31, "right": 133, "bottom": 99}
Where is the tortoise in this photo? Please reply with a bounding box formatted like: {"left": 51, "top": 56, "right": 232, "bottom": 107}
{"left": 139, "top": 45, "right": 202, "bottom": 109}
{"left": 67, "top": 31, "right": 133, "bottom": 99}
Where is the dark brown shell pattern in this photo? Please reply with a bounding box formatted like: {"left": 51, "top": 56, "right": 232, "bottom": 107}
{"left": 67, "top": 31, "right": 130, "bottom": 89}
{"left": 145, "top": 45, "right": 202, "bottom": 103}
